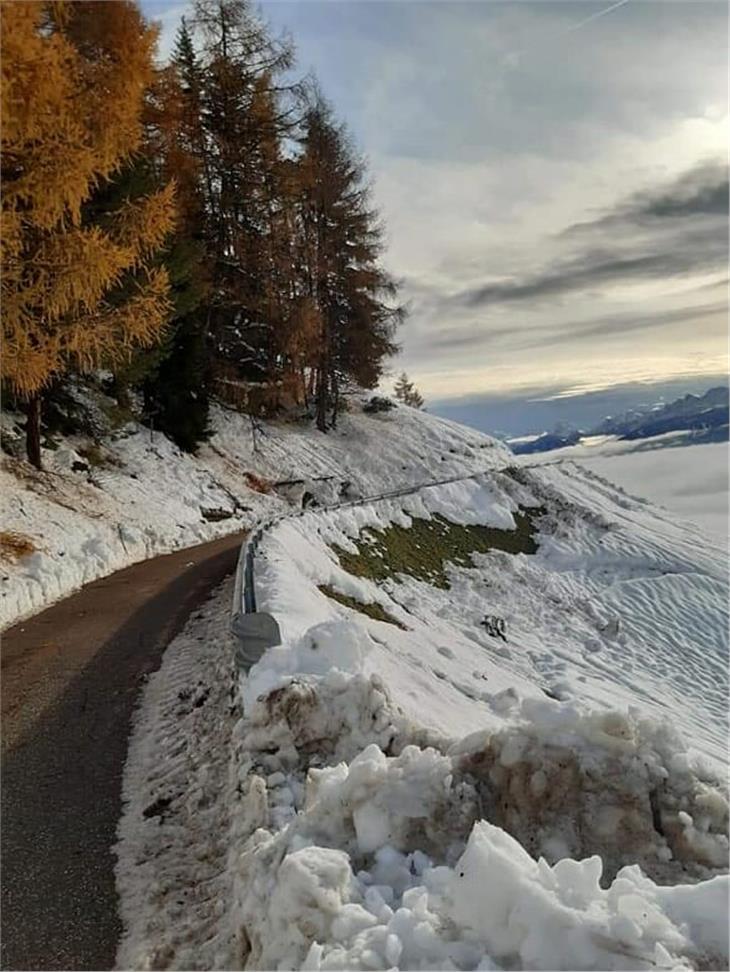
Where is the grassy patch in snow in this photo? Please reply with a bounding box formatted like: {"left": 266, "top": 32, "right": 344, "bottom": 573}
{"left": 318, "top": 585, "right": 407, "bottom": 629}
{"left": 331, "top": 509, "right": 544, "bottom": 589}
{"left": 98, "top": 400, "right": 136, "bottom": 431}
{"left": 77, "top": 442, "right": 108, "bottom": 468}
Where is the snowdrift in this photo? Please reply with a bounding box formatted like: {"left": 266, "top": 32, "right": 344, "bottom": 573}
{"left": 235, "top": 679, "right": 728, "bottom": 970}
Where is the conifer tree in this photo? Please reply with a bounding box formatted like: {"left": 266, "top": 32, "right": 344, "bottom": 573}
{"left": 135, "top": 51, "right": 213, "bottom": 450}
{"left": 294, "top": 99, "right": 401, "bottom": 431}
{"left": 1, "top": 1, "right": 176, "bottom": 467}
{"left": 394, "top": 371, "right": 424, "bottom": 409}
{"left": 179, "top": 0, "right": 297, "bottom": 394}
{"left": 144, "top": 316, "right": 210, "bottom": 451}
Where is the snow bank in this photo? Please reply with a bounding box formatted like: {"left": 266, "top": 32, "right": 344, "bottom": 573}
{"left": 115, "top": 579, "right": 244, "bottom": 971}
{"left": 233, "top": 656, "right": 728, "bottom": 971}
{"left": 1, "top": 396, "right": 505, "bottom": 628}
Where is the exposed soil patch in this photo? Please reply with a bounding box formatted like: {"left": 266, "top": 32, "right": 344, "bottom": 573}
{"left": 244, "top": 471, "right": 273, "bottom": 494}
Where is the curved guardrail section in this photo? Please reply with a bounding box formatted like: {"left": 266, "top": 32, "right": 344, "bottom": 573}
{"left": 230, "top": 468, "right": 496, "bottom": 673}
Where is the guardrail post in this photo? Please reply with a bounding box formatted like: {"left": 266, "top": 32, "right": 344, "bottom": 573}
{"left": 230, "top": 610, "right": 282, "bottom": 673}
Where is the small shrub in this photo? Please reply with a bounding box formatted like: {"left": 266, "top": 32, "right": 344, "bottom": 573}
{"left": 43, "top": 378, "right": 110, "bottom": 440}
{"left": 75, "top": 442, "right": 123, "bottom": 470}
{"left": 481, "top": 615, "right": 507, "bottom": 641}
{"left": 77, "top": 443, "right": 107, "bottom": 468}
{"left": 0, "top": 427, "right": 24, "bottom": 458}
{"left": 98, "top": 400, "right": 136, "bottom": 431}
{"left": 363, "top": 396, "right": 396, "bottom": 414}
{"left": 0, "top": 531, "right": 36, "bottom": 562}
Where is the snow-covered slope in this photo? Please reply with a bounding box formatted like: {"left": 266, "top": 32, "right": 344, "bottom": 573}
{"left": 252, "top": 465, "right": 728, "bottom": 769}
{"left": 6, "top": 396, "right": 727, "bottom": 969}
{"left": 0, "top": 399, "right": 504, "bottom": 629}
{"left": 220, "top": 462, "right": 728, "bottom": 970}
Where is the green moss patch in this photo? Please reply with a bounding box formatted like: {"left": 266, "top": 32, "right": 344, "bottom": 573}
{"left": 318, "top": 585, "right": 407, "bottom": 629}
{"left": 331, "top": 508, "right": 544, "bottom": 589}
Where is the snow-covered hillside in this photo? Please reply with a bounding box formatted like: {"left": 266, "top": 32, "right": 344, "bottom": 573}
{"left": 5, "top": 395, "right": 727, "bottom": 969}
{"left": 231, "top": 465, "right": 729, "bottom": 970}
{"left": 253, "top": 465, "right": 728, "bottom": 769}
{"left": 116, "top": 408, "right": 728, "bottom": 971}
{"left": 0, "top": 398, "right": 504, "bottom": 629}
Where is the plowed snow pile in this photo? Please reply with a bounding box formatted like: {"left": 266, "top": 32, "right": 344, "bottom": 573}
{"left": 234, "top": 679, "right": 727, "bottom": 970}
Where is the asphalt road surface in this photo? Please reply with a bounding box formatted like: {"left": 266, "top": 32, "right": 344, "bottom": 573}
{"left": 1, "top": 531, "right": 246, "bottom": 971}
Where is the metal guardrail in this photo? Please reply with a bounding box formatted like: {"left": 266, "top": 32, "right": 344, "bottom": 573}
{"left": 230, "top": 467, "right": 495, "bottom": 672}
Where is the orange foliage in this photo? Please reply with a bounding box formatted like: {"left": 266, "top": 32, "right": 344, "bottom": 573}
{"left": 1, "top": 1, "right": 176, "bottom": 396}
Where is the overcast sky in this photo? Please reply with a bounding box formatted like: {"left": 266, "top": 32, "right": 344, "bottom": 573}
{"left": 144, "top": 0, "right": 728, "bottom": 402}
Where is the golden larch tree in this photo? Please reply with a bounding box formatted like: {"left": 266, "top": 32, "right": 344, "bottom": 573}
{"left": 1, "top": 1, "right": 176, "bottom": 467}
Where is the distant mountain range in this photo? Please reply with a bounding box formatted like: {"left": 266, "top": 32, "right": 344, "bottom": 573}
{"left": 510, "top": 385, "right": 729, "bottom": 455}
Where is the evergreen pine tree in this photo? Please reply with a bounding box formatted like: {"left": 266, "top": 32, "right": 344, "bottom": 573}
{"left": 181, "top": 0, "right": 297, "bottom": 395}
{"left": 136, "top": 44, "right": 213, "bottom": 450}
{"left": 393, "top": 371, "right": 424, "bottom": 409}
{"left": 294, "top": 98, "right": 402, "bottom": 431}
{"left": 144, "top": 315, "right": 210, "bottom": 452}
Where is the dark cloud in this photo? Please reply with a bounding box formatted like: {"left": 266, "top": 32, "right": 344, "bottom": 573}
{"left": 453, "top": 162, "right": 728, "bottom": 309}
{"left": 462, "top": 252, "right": 675, "bottom": 306}
{"left": 539, "top": 299, "right": 727, "bottom": 348}
{"left": 416, "top": 297, "right": 727, "bottom": 360}
{"left": 423, "top": 323, "right": 522, "bottom": 353}
{"left": 567, "top": 160, "right": 729, "bottom": 233}
{"left": 460, "top": 235, "right": 725, "bottom": 307}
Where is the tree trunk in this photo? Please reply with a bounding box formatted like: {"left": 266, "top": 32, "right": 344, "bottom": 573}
{"left": 331, "top": 373, "right": 339, "bottom": 429}
{"left": 113, "top": 378, "right": 131, "bottom": 411}
{"left": 26, "top": 392, "right": 42, "bottom": 470}
{"left": 315, "top": 364, "right": 327, "bottom": 433}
